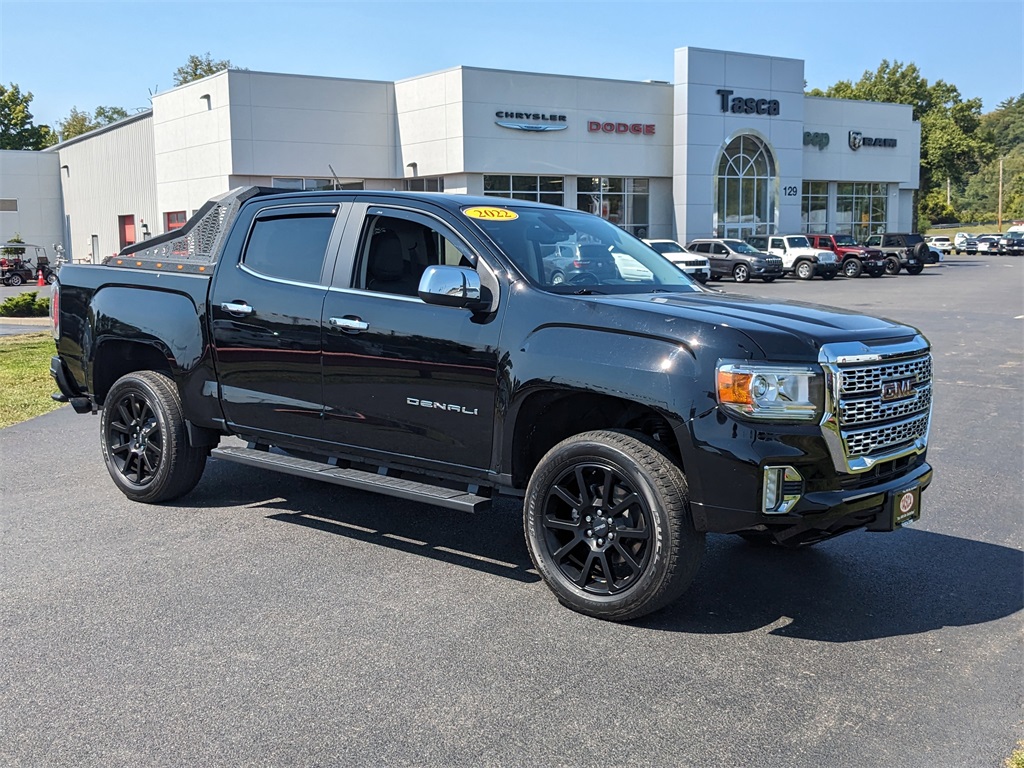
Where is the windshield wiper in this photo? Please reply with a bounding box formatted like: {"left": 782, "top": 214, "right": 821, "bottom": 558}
{"left": 573, "top": 288, "right": 605, "bottom": 295}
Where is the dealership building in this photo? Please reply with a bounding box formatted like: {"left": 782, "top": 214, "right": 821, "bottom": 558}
{"left": 0, "top": 46, "right": 921, "bottom": 262}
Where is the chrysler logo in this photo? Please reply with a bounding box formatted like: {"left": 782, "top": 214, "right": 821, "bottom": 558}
{"left": 881, "top": 377, "right": 915, "bottom": 402}
{"left": 495, "top": 121, "right": 568, "bottom": 132}
{"left": 849, "top": 131, "right": 863, "bottom": 151}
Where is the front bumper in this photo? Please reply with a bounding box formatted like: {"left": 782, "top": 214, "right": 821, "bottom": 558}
{"left": 690, "top": 459, "right": 933, "bottom": 545}
{"left": 750, "top": 263, "right": 784, "bottom": 277}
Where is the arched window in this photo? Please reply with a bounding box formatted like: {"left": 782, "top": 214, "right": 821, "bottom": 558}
{"left": 714, "top": 134, "right": 777, "bottom": 239}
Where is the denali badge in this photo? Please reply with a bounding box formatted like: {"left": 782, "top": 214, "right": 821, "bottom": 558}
{"left": 407, "top": 397, "right": 478, "bottom": 416}
{"left": 881, "top": 377, "right": 915, "bottom": 402}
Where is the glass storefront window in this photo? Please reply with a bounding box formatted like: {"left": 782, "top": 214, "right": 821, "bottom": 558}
{"left": 802, "top": 181, "right": 829, "bottom": 234}
{"left": 575, "top": 176, "right": 650, "bottom": 237}
{"left": 714, "top": 134, "right": 777, "bottom": 239}
{"left": 835, "top": 182, "right": 888, "bottom": 242}
{"left": 404, "top": 178, "right": 443, "bottom": 192}
{"left": 484, "top": 175, "right": 564, "bottom": 206}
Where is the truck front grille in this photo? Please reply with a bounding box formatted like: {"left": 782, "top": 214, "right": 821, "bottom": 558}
{"left": 819, "top": 337, "right": 932, "bottom": 473}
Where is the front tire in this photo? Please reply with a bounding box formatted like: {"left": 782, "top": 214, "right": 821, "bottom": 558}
{"left": 8, "top": 273, "right": 23, "bottom": 287}
{"left": 905, "top": 264, "right": 924, "bottom": 275}
{"left": 884, "top": 256, "right": 901, "bottom": 275}
{"left": 842, "top": 258, "right": 863, "bottom": 278}
{"left": 523, "top": 430, "right": 705, "bottom": 621}
{"left": 733, "top": 263, "right": 750, "bottom": 283}
{"left": 795, "top": 260, "right": 814, "bottom": 280}
{"left": 100, "top": 371, "right": 208, "bottom": 503}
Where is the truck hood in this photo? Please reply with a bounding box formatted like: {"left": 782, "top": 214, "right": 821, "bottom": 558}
{"left": 584, "top": 290, "right": 920, "bottom": 360}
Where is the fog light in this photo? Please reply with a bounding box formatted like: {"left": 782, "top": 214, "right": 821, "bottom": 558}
{"left": 762, "top": 466, "right": 803, "bottom": 514}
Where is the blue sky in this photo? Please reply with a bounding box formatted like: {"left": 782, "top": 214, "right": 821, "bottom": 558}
{"left": 1, "top": 0, "right": 1021, "bottom": 129}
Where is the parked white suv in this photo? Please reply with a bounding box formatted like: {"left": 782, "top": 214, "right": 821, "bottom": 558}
{"left": 925, "top": 235, "right": 953, "bottom": 254}
{"left": 643, "top": 239, "right": 711, "bottom": 283}
{"left": 745, "top": 235, "right": 840, "bottom": 280}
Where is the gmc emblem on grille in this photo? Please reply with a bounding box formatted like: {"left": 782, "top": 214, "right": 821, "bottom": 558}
{"left": 881, "top": 377, "right": 915, "bottom": 402}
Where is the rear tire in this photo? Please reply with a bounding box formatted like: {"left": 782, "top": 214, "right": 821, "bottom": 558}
{"left": 905, "top": 264, "right": 924, "bottom": 275}
{"left": 8, "top": 274, "right": 23, "bottom": 287}
{"left": 523, "top": 430, "right": 705, "bottom": 621}
{"left": 100, "top": 371, "right": 208, "bottom": 503}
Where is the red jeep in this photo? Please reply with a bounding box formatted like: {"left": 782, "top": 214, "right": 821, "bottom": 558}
{"left": 807, "top": 234, "right": 886, "bottom": 278}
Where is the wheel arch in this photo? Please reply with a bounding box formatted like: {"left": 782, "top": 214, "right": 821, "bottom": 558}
{"left": 507, "top": 388, "right": 685, "bottom": 489}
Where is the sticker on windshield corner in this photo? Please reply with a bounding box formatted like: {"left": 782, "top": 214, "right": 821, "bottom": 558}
{"left": 463, "top": 207, "right": 518, "bottom": 221}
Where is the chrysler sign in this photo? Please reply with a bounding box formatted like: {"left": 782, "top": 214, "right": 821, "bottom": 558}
{"left": 495, "top": 111, "right": 568, "bottom": 132}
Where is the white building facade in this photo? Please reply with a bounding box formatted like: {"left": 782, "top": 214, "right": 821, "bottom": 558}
{"left": 4, "top": 47, "right": 920, "bottom": 262}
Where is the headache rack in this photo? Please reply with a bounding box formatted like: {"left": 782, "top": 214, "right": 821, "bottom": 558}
{"left": 104, "top": 186, "right": 266, "bottom": 273}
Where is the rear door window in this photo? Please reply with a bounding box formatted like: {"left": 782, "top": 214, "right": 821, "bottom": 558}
{"left": 242, "top": 206, "right": 337, "bottom": 284}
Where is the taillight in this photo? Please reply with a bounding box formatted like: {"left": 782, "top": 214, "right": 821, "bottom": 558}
{"left": 573, "top": 259, "right": 584, "bottom": 268}
{"left": 51, "top": 281, "right": 59, "bottom": 340}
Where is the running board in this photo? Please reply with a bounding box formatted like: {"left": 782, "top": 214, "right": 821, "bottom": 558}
{"left": 211, "top": 445, "right": 492, "bottom": 513}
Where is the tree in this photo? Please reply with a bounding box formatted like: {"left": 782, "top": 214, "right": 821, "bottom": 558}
{"left": 173, "top": 53, "right": 233, "bottom": 86}
{"left": 808, "top": 60, "right": 993, "bottom": 227}
{"left": 0, "top": 83, "right": 55, "bottom": 150}
{"left": 56, "top": 105, "right": 129, "bottom": 141}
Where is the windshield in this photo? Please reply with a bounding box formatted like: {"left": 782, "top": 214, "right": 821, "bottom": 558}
{"left": 724, "top": 240, "right": 762, "bottom": 255}
{"left": 785, "top": 236, "right": 811, "bottom": 248}
{"left": 466, "top": 205, "right": 700, "bottom": 294}
{"left": 833, "top": 235, "right": 857, "bottom": 246}
{"left": 648, "top": 240, "right": 685, "bottom": 255}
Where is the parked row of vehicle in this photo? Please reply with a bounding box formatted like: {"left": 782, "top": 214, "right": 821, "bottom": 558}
{"left": 642, "top": 232, "right": 938, "bottom": 284}
{"left": 931, "top": 229, "right": 1024, "bottom": 256}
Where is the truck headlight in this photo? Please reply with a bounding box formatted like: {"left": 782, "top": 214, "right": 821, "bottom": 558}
{"left": 716, "top": 362, "right": 823, "bottom": 421}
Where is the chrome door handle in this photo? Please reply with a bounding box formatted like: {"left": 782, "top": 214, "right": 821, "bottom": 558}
{"left": 221, "top": 301, "right": 254, "bottom": 315}
{"left": 329, "top": 316, "right": 369, "bottom": 332}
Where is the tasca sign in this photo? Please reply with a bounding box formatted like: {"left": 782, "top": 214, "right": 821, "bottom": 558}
{"left": 716, "top": 89, "right": 780, "bottom": 116}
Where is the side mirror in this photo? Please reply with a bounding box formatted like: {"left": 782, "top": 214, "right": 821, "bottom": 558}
{"left": 418, "top": 265, "right": 483, "bottom": 309}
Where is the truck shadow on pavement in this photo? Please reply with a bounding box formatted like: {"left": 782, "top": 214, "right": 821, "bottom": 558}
{"left": 643, "top": 531, "right": 1023, "bottom": 642}
{"left": 189, "top": 460, "right": 1021, "bottom": 641}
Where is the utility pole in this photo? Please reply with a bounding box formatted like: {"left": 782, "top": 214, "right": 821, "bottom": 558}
{"left": 998, "top": 158, "right": 1004, "bottom": 232}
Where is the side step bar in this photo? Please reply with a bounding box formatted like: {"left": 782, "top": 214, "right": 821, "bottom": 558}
{"left": 211, "top": 445, "right": 492, "bottom": 513}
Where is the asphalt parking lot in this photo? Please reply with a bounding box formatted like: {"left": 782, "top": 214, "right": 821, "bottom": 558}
{"left": 1, "top": 256, "right": 1021, "bottom": 767}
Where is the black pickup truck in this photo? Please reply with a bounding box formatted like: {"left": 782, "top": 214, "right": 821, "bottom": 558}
{"left": 50, "top": 187, "right": 934, "bottom": 621}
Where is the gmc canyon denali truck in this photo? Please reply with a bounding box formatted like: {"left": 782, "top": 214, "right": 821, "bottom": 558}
{"left": 50, "top": 188, "right": 934, "bottom": 621}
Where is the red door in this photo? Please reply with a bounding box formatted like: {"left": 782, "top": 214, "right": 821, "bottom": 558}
{"left": 118, "top": 215, "right": 136, "bottom": 249}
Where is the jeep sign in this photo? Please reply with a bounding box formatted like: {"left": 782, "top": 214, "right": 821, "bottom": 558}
{"left": 804, "top": 131, "right": 830, "bottom": 150}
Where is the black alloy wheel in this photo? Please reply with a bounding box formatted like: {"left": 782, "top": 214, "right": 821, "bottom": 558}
{"left": 733, "top": 263, "right": 750, "bottom": 283}
{"left": 842, "top": 258, "right": 863, "bottom": 278}
{"left": 524, "top": 430, "right": 704, "bottom": 621}
{"left": 101, "top": 371, "right": 208, "bottom": 503}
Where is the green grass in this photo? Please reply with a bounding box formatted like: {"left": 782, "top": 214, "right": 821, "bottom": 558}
{"left": 0, "top": 332, "right": 64, "bottom": 428}
{"left": 925, "top": 224, "right": 1011, "bottom": 236}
